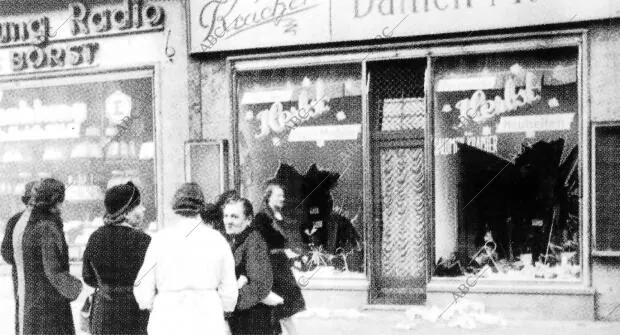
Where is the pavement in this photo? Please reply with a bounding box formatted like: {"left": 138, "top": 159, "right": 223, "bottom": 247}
{"left": 1, "top": 264, "right": 619, "bottom": 335}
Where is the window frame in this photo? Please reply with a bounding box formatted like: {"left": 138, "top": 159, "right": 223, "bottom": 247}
{"left": 228, "top": 29, "right": 591, "bottom": 288}
{"left": 591, "top": 121, "right": 620, "bottom": 257}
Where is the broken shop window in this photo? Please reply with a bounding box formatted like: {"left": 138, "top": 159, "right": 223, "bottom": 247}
{"left": 433, "top": 48, "right": 581, "bottom": 281}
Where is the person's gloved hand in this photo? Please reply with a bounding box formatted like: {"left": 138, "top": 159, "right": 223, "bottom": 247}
{"left": 262, "top": 291, "right": 284, "bottom": 306}
{"left": 237, "top": 275, "right": 248, "bottom": 289}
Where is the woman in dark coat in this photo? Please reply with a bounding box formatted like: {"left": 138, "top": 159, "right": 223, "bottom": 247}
{"left": 254, "top": 183, "right": 306, "bottom": 335}
{"left": 11, "top": 178, "right": 83, "bottom": 335}
{"left": 82, "top": 182, "right": 151, "bottom": 334}
{"left": 1, "top": 181, "right": 36, "bottom": 335}
{"left": 224, "top": 197, "right": 282, "bottom": 335}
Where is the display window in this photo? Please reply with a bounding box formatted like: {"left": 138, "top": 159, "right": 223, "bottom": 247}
{"left": 432, "top": 48, "right": 581, "bottom": 281}
{"left": 0, "top": 70, "right": 157, "bottom": 261}
{"left": 236, "top": 64, "right": 365, "bottom": 277}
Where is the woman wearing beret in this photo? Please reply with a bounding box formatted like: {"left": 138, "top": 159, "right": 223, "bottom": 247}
{"left": 82, "top": 181, "right": 151, "bottom": 334}
{"left": 224, "top": 197, "right": 283, "bottom": 335}
{"left": 10, "top": 178, "right": 83, "bottom": 335}
{"left": 134, "top": 182, "right": 238, "bottom": 335}
{"left": 254, "top": 183, "right": 306, "bottom": 335}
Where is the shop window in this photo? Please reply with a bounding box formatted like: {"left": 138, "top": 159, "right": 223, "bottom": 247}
{"left": 432, "top": 48, "right": 581, "bottom": 281}
{"left": 593, "top": 124, "right": 620, "bottom": 254}
{"left": 236, "top": 64, "right": 364, "bottom": 277}
{"left": 0, "top": 71, "right": 157, "bottom": 261}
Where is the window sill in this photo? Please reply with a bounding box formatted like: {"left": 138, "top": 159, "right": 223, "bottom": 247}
{"left": 293, "top": 267, "right": 368, "bottom": 291}
{"left": 427, "top": 277, "right": 593, "bottom": 295}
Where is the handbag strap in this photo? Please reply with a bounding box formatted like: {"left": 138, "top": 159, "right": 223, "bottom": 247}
{"left": 90, "top": 261, "right": 104, "bottom": 287}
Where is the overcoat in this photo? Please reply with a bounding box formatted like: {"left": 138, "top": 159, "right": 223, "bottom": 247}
{"left": 229, "top": 227, "right": 280, "bottom": 335}
{"left": 1, "top": 211, "right": 25, "bottom": 335}
{"left": 134, "top": 216, "right": 238, "bottom": 335}
{"left": 82, "top": 224, "right": 152, "bottom": 334}
{"left": 254, "top": 209, "right": 306, "bottom": 320}
{"left": 9, "top": 207, "right": 82, "bottom": 335}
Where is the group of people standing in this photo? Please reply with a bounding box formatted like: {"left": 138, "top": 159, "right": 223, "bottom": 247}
{"left": 1, "top": 177, "right": 305, "bottom": 335}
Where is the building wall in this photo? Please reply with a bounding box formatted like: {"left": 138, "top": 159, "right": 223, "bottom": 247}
{"left": 193, "top": 22, "right": 620, "bottom": 319}
{"left": 588, "top": 22, "right": 620, "bottom": 321}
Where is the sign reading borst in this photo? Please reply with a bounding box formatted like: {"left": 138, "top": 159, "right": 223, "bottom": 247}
{"left": 189, "top": 0, "right": 620, "bottom": 53}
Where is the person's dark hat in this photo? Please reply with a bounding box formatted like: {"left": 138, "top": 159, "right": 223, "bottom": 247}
{"left": 200, "top": 203, "right": 221, "bottom": 224}
{"left": 104, "top": 182, "right": 141, "bottom": 224}
{"left": 30, "top": 178, "right": 65, "bottom": 209}
{"left": 22, "top": 181, "right": 37, "bottom": 205}
{"left": 172, "top": 182, "right": 205, "bottom": 215}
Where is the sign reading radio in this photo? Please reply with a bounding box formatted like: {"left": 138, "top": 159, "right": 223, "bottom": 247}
{"left": 8, "top": 0, "right": 165, "bottom": 72}
{"left": 69, "top": 0, "right": 165, "bottom": 36}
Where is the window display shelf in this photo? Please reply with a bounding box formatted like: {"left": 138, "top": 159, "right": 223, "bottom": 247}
{"left": 591, "top": 251, "right": 620, "bottom": 257}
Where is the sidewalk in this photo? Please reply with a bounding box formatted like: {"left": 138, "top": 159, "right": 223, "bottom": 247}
{"left": 294, "top": 309, "right": 620, "bottom": 335}
{"left": 1, "top": 264, "right": 619, "bottom": 335}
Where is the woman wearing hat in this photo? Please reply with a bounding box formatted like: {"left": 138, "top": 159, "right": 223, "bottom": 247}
{"left": 134, "top": 182, "right": 238, "bottom": 335}
{"left": 10, "top": 178, "right": 83, "bottom": 335}
{"left": 82, "top": 181, "right": 151, "bottom": 334}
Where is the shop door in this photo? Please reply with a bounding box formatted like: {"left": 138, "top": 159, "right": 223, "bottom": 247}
{"left": 367, "top": 60, "right": 428, "bottom": 304}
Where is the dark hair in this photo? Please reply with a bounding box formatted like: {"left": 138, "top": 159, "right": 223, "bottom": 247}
{"left": 262, "top": 181, "right": 284, "bottom": 210}
{"left": 223, "top": 197, "right": 254, "bottom": 219}
{"left": 215, "top": 190, "right": 239, "bottom": 208}
{"left": 30, "top": 178, "right": 65, "bottom": 211}
{"left": 200, "top": 203, "right": 221, "bottom": 224}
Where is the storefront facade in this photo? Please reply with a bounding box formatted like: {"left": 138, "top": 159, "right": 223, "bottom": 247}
{"left": 0, "top": 0, "right": 190, "bottom": 260}
{"left": 187, "top": 0, "right": 620, "bottom": 321}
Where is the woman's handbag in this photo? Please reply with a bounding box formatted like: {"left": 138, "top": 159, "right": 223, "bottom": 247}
{"left": 79, "top": 262, "right": 103, "bottom": 334}
{"left": 79, "top": 293, "right": 95, "bottom": 333}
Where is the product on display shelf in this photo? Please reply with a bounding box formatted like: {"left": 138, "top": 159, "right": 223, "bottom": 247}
{"left": 71, "top": 141, "right": 103, "bottom": 158}
{"left": 107, "top": 170, "right": 142, "bottom": 189}
{"left": 42, "top": 146, "right": 67, "bottom": 161}
{"left": 65, "top": 174, "right": 104, "bottom": 201}
{"left": 139, "top": 141, "right": 154, "bottom": 160}
{"left": 2, "top": 149, "right": 25, "bottom": 162}
{"left": 85, "top": 127, "right": 101, "bottom": 137}
{"left": 433, "top": 139, "right": 580, "bottom": 280}
{"left": 106, "top": 141, "right": 120, "bottom": 158}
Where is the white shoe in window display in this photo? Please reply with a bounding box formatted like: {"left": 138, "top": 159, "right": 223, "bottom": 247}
{"left": 70, "top": 142, "right": 89, "bottom": 158}
{"left": 107, "top": 170, "right": 127, "bottom": 189}
{"left": 85, "top": 127, "right": 101, "bottom": 137}
{"left": 106, "top": 141, "right": 121, "bottom": 159}
{"left": 42, "top": 146, "right": 66, "bottom": 161}
{"left": 139, "top": 142, "right": 154, "bottom": 160}
{"left": 88, "top": 141, "right": 103, "bottom": 158}
{"left": 2, "top": 150, "right": 24, "bottom": 162}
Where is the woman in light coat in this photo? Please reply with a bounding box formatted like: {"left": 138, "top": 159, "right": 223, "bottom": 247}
{"left": 134, "top": 183, "right": 238, "bottom": 335}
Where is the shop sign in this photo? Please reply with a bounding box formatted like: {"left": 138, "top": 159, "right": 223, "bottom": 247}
{"left": 10, "top": 42, "right": 98, "bottom": 72}
{"left": 69, "top": 0, "right": 165, "bottom": 37}
{"left": 191, "top": 0, "right": 331, "bottom": 52}
{"left": 1, "top": 1, "right": 164, "bottom": 73}
{"left": 189, "top": 0, "right": 620, "bottom": 53}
